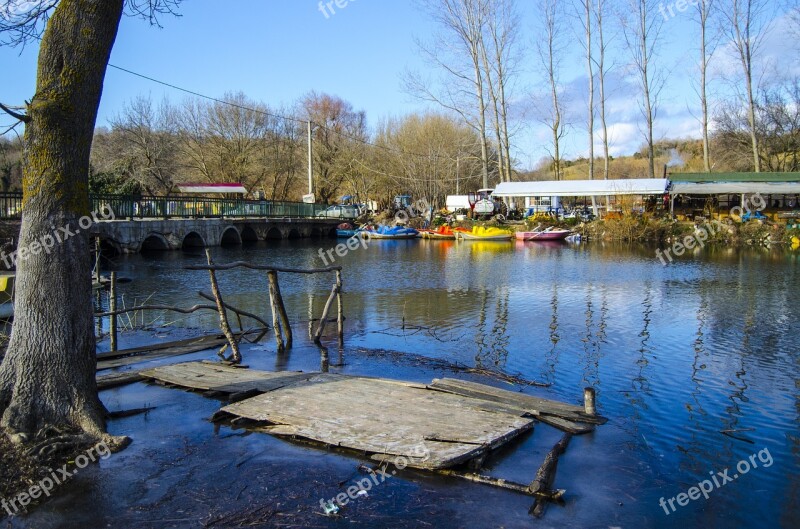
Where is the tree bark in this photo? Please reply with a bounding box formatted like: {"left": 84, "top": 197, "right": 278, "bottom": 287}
{"left": 0, "top": 0, "right": 125, "bottom": 440}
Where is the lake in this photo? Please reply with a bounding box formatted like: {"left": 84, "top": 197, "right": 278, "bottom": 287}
{"left": 20, "top": 238, "right": 800, "bottom": 528}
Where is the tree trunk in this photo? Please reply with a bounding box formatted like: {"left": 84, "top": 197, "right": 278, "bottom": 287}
{"left": 700, "top": 4, "right": 711, "bottom": 173}
{"left": 586, "top": 1, "right": 595, "bottom": 181}
{"left": 745, "top": 69, "right": 761, "bottom": 172}
{"left": 597, "top": 0, "right": 610, "bottom": 181}
{"left": 0, "top": 0, "right": 125, "bottom": 440}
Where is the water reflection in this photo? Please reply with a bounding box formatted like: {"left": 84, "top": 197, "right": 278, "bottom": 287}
{"left": 99, "top": 239, "right": 800, "bottom": 527}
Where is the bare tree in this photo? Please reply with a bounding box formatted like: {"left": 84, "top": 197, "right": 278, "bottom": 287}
{"left": 481, "top": 0, "right": 520, "bottom": 183}
{"left": 695, "top": 0, "right": 717, "bottom": 172}
{"left": 407, "top": 0, "right": 492, "bottom": 188}
{"left": 96, "top": 95, "right": 179, "bottom": 194}
{"left": 302, "top": 92, "right": 367, "bottom": 204}
{"left": 595, "top": 0, "right": 612, "bottom": 180}
{"left": 536, "top": 0, "right": 568, "bottom": 180}
{"left": 621, "top": 0, "right": 666, "bottom": 178}
{"left": 0, "top": 0, "right": 180, "bottom": 447}
{"left": 720, "top": 0, "right": 773, "bottom": 172}
{"left": 576, "top": 0, "right": 596, "bottom": 180}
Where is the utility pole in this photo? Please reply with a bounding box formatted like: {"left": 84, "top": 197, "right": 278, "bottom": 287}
{"left": 456, "top": 156, "right": 460, "bottom": 194}
{"left": 307, "top": 120, "right": 314, "bottom": 196}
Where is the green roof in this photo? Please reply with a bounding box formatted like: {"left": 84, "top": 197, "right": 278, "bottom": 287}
{"left": 669, "top": 172, "right": 800, "bottom": 183}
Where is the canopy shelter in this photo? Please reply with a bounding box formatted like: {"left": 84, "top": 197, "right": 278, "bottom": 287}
{"left": 176, "top": 183, "right": 248, "bottom": 194}
{"left": 492, "top": 178, "right": 669, "bottom": 198}
{"left": 669, "top": 173, "right": 800, "bottom": 195}
{"left": 667, "top": 173, "right": 800, "bottom": 218}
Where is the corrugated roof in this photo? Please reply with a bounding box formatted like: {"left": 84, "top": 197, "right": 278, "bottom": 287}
{"left": 492, "top": 178, "right": 668, "bottom": 197}
{"left": 668, "top": 172, "right": 800, "bottom": 183}
{"left": 670, "top": 182, "right": 800, "bottom": 194}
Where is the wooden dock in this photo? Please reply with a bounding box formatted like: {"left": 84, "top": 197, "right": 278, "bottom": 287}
{"left": 136, "top": 362, "right": 606, "bottom": 472}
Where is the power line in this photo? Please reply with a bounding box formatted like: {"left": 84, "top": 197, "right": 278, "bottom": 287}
{"left": 106, "top": 63, "right": 457, "bottom": 161}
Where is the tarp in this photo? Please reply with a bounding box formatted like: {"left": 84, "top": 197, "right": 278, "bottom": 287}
{"left": 492, "top": 178, "right": 668, "bottom": 198}
{"left": 670, "top": 181, "right": 800, "bottom": 195}
{"left": 445, "top": 195, "right": 471, "bottom": 211}
{"left": 177, "top": 183, "right": 247, "bottom": 194}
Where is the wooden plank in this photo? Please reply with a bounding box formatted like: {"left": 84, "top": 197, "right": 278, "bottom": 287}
{"left": 221, "top": 377, "right": 534, "bottom": 470}
{"left": 96, "top": 333, "right": 230, "bottom": 360}
{"left": 139, "top": 362, "right": 329, "bottom": 395}
{"left": 428, "top": 378, "right": 607, "bottom": 425}
{"left": 96, "top": 370, "right": 145, "bottom": 390}
{"left": 96, "top": 337, "right": 230, "bottom": 371}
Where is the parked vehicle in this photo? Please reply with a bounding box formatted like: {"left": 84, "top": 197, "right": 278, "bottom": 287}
{"left": 468, "top": 189, "right": 508, "bottom": 220}
{"left": 317, "top": 205, "right": 360, "bottom": 219}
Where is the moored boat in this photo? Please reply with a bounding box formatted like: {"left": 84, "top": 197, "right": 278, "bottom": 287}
{"left": 421, "top": 226, "right": 457, "bottom": 240}
{"left": 455, "top": 226, "right": 514, "bottom": 241}
{"left": 515, "top": 227, "right": 572, "bottom": 241}
{"left": 361, "top": 225, "right": 419, "bottom": 239}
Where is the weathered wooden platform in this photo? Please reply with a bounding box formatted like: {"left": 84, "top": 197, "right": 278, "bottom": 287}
{"left": 136, "top": 362, "right": 606, "bottom": 472}
{"left": 221, "top": 375, "right": 535, "bottom": 470}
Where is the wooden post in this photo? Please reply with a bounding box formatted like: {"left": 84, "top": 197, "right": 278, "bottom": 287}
{"left": 314, "top": 282, "right": 338, "bottom": 344}
{"left": 528, "top": 433, "right": 572, "bottom": 517}
{"left": 267, "top": 270, "right": 285, "bottom": 353}
{"left": 583, "top": 387, "right": 596, "bottom": 415}
{"left": 268, "top": 270, "right": 292, "bottom": 349}
{"left": 109, "top": 271, "right": 117, "bottom": 352}
{"left": 93, "top": 237, "right": 101, "bottom": 285}
{"left": 335, "top": 269, "right": 343, "bottom": 342}
{"left": 205, "top": 249, "right": 241, "bottom": 363}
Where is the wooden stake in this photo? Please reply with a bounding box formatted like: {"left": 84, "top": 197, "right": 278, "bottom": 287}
{"left": 205, "top": 249, "right": 241, "bottom": 364}
{"left": 584, "top": 387, "right": 596, "bottom": 415}
{"left": 93, "top": 237, "right": 101, "bottom": 284}
{"left": 268, "top": 270, "right": 292, "bottom": 348}
{"left": 109, "top": 271, "right": 117, "bottom": 352}
{"left": 267, "top": 270, "right": 285, "bottom": 353}
{"left": 335, "top": 269, "right": 343, "bottom": 342}
{"left": 314, "top": 283, "right": 338, "bottom": 344}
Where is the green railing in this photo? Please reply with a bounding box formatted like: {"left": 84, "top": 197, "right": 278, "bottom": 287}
{"left": 0, "top": 193, "right": 332, "bottom": 220}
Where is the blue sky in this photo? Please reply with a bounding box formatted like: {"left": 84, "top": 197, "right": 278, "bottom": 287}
{"left": 1, "top": 0, "right": 797, "bottom": 171}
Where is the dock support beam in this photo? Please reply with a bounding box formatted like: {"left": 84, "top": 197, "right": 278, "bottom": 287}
{"left": 583, "top": 387, "right": 596, "bottom": 415}
{"left": 109, "top": 271, "right": 117, "bottom": 352}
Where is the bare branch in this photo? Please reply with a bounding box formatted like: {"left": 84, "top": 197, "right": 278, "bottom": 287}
{"left": 0, "top": 102, "right": 30, "bottom": 123}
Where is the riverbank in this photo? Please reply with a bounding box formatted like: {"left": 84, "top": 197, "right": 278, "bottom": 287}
{"left": 448, "top": 214, "right": 800, "bottom": 248}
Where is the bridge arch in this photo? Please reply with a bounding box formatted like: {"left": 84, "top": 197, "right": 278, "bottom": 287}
{"left": 98, "top": 236, "right": 122, "bottom": 257}
{"left": 140, "top": 233, "right": 170, "bottom": 252}
{"left": 241, "top": 226, "right": 259, "bottom": 243}
{"left": 182, "top": 231, "right": 206, "bottom": 250}
{"left": 220, "top": 226, "right": 242, "bottom": 247}
{"left": 265, "top": 227, "right": 283, "bottom": 240}
{"left": 287, "top": 228, "right": 301, "bottom": 240}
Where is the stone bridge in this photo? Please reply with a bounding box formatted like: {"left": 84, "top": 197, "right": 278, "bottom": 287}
{"left": 89, "top": 217, "right": 340, "bottom": 254}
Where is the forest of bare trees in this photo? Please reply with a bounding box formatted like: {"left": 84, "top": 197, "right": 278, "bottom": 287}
{"left": 3, "top": 0, "right": 797, "bottom": 206}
